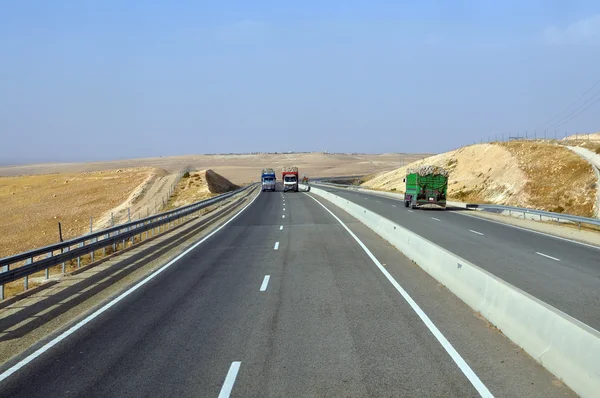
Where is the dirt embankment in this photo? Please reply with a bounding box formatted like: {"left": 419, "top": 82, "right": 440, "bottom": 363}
{"left": 0, "top": 168, "right": 157, "bottom": 258}
{"left": 166, "top": 170, "right": 239, "bottom": 209}
{"left": 363, "top": 142, "right": 597, "bottom": 217}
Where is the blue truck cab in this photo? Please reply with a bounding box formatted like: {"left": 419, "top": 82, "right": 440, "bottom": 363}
{"left": 261, "top": 168, "right": 276, "bottom": 192}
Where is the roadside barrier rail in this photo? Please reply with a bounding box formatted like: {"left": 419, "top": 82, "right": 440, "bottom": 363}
{"left": 0, "top": 184, "right": 257, "bottom": 299}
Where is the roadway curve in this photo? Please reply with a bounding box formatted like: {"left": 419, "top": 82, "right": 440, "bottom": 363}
{"left": 0, "top": 191, "right": 572, "bottom": 397}
{"left": 316, "top": 184, "right": 600, "bottom": 331}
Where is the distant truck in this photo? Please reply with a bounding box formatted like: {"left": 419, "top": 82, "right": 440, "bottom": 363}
{"left": 261, "top": 168, "right": 276, "bottom": 192}
{"left": 282, "top": 167, "right": 299, "bottom": 192}
{"left": 404, "top": 166, "right": 448, "bottom": 209}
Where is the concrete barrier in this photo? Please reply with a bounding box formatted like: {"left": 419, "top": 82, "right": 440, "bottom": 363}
{"left": 306, "top": 185, "right": 600, "bottom": 397}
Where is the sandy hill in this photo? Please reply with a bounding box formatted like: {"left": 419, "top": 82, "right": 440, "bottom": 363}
{"left": 167, "top": 169, "right": 239, "bottom": 209}
{"left": 363, "top": 141, "right": 597, "bottom": 217}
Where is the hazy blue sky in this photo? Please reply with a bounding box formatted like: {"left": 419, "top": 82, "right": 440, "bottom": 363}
{"left": 1, "top": 1, "right": 599, "bottom": 163}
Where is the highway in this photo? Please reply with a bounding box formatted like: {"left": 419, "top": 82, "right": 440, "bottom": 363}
{"left": 316, "top": 184, "right": 600, "bottom": 331}
{"left": 0, "top": 190, "right": 572, "bottom": 397}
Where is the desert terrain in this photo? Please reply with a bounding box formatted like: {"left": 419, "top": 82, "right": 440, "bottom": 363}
{"left": 0, "top": 153, "right": 421, "bottom": 259}
{"left": 0, "top": 168, "right": 156, "bottom": 258}
{"left": 363, "top": 141, "right": 598, "bottom": 217}
{"left": 0, "top": 152, "right": 428, "bottom": 184}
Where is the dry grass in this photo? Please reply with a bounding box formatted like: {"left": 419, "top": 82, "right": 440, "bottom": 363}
{"left": 0, "top": 168, "right": 155, "bottom": 258}
{"left": 498, "top": 141, "right": 596, "bottom": 216}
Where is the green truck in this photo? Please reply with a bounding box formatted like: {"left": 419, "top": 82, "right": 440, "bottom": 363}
{"left": 403, "top": 166, "right": 448, "bottom": 209}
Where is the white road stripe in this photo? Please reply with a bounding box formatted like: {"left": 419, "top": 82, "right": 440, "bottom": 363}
{"left": 455, "top": 211, "right": 600, "bottom": 251}
{"left": 282, "top": 215, "right": 285, "bottom": 219}
{"left": 408, "top": 210, "right": 414, "bottom": 213}
{"left": 260, "top": 275, "right": 271, "bottom": 291}
{"left": 469, "top": 230, "right": 484, "bottom": 236}
{"left": 274, "top": 242, "right": 279, "bottom": 250}
{"left": 536, "top": 252, "right": 560, "bottom": 261}
{"left": 218, "top": 361, "right": 241, "bottom": 398}
{"left": 306, "top": 194, "right": 493, "bottom": 398}
{"left": 283, "top": 208, "right": 285, "bottom": 211}
{"left": 392, "top": 205, "right": 397, "bottom": 208}
{"left": 0, "top": 190, "right": 262, "bottom": 384}
{"left": 279, "top": 226, "right": 283, "bottom": 230}
{"left": 432, "top": 217, "right": 441, "bottom": 221}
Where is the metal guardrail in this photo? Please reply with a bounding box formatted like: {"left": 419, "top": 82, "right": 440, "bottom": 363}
{"left": 0, "top": 183, "right": 258, "bottom": 299}
{"left": 468, "top": 204, "right": 600, "bottom": 227}
{"left": 315, "top": 181, "right": 600, "bottom": 228}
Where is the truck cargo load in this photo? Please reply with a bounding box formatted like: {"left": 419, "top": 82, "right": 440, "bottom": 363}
{"left": 261, "top": 168, "right": 276, "bottom": 192}
{"left": 282, "top": 166, "right": 299, "bottom": 192}
{"left": 404, "top": 165, "right": 448, "bottom": 209}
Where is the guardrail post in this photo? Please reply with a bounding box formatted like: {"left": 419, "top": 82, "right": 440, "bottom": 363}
{"left": 0, "top": 264, "right": 8, "bottom": 300}
{"left": 111, "top": 213, "right": 116, "bottom": 253}
{"left": 90, "top": 217, "right": 95, "bottom": 262}
{"left": 77, "top": 242, "right": 82, "bottom": 269}
{"left": 24, "top": 258, "right": 31, "bottom": 290}
{"left": 45, "top": 252, "right": 52, "bottom": 280}
{"left": 62, "top": 246, "right": 68, "bottom": 274}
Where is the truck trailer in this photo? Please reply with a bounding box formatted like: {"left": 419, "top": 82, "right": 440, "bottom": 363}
{"left": 261, "top": 168, "right": 276, "bottom": 192}
{"left": 282, "top": 167, "right": 299, "bottom": 192}
{"left": 404, "top": 166, "right": 448, "bottom": 209}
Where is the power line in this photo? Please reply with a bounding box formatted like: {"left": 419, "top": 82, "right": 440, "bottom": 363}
{"left": 538, "top": 78, "right": 600, "bottom": 130}
{"left": 549, "top": 96, "right": 600, "bottom": 130}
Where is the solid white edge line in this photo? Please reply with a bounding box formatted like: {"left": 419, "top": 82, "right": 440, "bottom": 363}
{"left": 260, "top": 275, "right": 271, "bottom": 292}
{"left": 0, "top": 190, "right": 262, "bottom": 384}
{"left": 279, "top": 226, "right": 283, "bottom": 230}
{"left": 453, "top": 210, "right": 600, "bottom": 251}
{"left": 536, "top": 252, "right": 561, "bottom": 261}
{"left": 274, "top": 242, "right": 279, "bottom": 250}
{"left": 218, "top": 361, "right": 241, "bottom": 398}
{"left": 305, "top": 193, "right": 493, "bottom": 398}
{"left": 469, "top": 230, "right": 484, "bottom": 236}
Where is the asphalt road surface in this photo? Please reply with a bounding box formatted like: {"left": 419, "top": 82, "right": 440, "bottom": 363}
{"left": 0, "top": 190, "right": 573, "bottom": 397}
{"left": 316, "top": 184, "right": 600, "bottom": 331}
